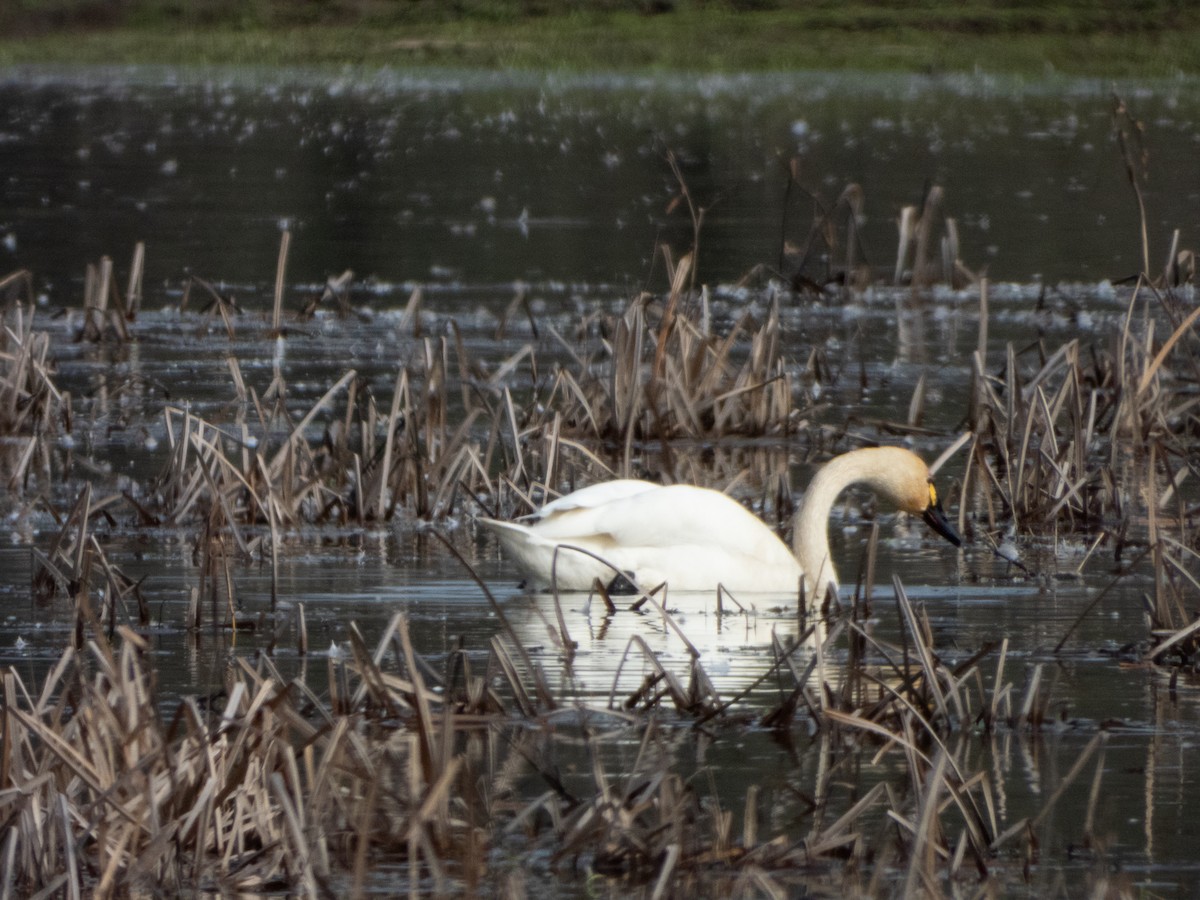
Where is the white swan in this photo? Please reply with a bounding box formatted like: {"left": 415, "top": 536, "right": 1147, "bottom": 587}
{"left": 477, "top": 446, "right": 961, "bottom": 598}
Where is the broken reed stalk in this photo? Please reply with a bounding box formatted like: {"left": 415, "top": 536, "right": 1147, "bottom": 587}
{"left": 1, "top": 304, "right": 64, "bottom": 490}
{"left": 125, "top": 241, "right": 145, "bottom": 319}
{"left": 889, "top": 184, "right": 972, "bottom": 291}
{"left": 1112, "top": 94, "right": 1152, "bottom": 278}
{"left": 968, "top": 278, "right": 989, "bottom": 429}
{"left": 271, "top": 229, "right": 289, "bottom": 334}
{"left": 663, "top": 147, "right": 705, "bottom": 292}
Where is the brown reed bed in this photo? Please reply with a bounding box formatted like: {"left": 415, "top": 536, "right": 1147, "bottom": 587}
{"left": 107, "top": 229, "right": 827, "bottom": 552}
{"left": 4, "top": 219, "right": 1195, "bottom": 648}
{"left": 0, "top": 312, "right": 1163, "bottom": 894}
{"left": 0, "top": 567, "right": 1128, "bottom": 897}
{"left": 3, "top": 121, "right": 1198, "bottom": 894}
{"left": 519, "top": 285, "right": 809, "bottom": 472}
{"left": 959, "top": 274, "right": 1200, "bottom": 668}
{"left": 934, "top": 98, "right": 1195, "bottom": 588}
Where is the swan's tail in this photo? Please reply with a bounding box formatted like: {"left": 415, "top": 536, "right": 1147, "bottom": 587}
{"left": 476, "top": 517, "right": 533, "bottom": 561}
{"left": 477, "top": 517, "right": 615, "bottom": 591}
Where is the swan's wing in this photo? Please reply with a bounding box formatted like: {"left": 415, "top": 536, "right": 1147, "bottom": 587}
{"left": 531, "top": 479, "right": 659, "bottom": 520}
{"left": 533, "top": 484, "right": 796, "bottom": 566}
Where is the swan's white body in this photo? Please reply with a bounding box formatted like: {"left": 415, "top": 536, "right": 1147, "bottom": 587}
{"left": 481, "top": 480, "right": 805, "bottom": 593}
{"left": 478, "top": 447, "right": 960, "bottom": 598}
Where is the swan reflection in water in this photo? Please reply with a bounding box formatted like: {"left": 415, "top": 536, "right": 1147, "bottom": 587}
{"left": 497, "top": 584, "right": 834, "bottom": 710}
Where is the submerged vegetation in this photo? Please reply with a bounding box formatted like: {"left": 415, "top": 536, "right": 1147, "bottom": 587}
{"left": 2, "top": 96, "right": 1200, "bottom": 894}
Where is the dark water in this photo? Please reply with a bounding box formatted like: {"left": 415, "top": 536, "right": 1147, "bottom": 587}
{"left": 2, "top": 66, "right": 1200, "bottom": 894}
{"left": 2, "top": 67, "right": 1199, "bottom": 297}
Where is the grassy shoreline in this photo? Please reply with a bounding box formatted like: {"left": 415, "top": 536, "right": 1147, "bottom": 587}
{"left": 0, "top": 9, "right": 1196, "bottom": 78}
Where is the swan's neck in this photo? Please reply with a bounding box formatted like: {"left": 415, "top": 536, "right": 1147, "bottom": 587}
{"left": 793, "top": 449, "right": 902, "bottom": 598}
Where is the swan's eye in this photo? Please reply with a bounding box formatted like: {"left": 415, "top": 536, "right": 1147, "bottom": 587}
{"left": 927, "top": 483, "right": 939, "bottom": 508}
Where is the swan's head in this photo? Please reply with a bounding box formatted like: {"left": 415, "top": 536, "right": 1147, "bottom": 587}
{"left": 802, "top": 446, "right": 964, "bottom": 559}
{"left": 871, "top": 447, "right": 963, "bottom": 548}
{"left": 854, "top": 446, "right": 964, "bottom": 547}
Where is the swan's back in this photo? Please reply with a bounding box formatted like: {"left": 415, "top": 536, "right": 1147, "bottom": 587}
{"left": 525, "top": 479, "right": 659, "bottom": 521}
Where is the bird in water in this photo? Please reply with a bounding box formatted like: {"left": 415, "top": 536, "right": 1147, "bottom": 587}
{"left": 478, "top": 446, "right": 962, "bottom": 599}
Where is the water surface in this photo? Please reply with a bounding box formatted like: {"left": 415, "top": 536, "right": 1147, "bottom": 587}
{"left": 2, "top": 66, "right": 1199, "bottom": 894}
{"left": 2, "top": 67, "right": 1198, "bottom": 296}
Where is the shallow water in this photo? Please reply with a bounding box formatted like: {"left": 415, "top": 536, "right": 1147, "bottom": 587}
{"left": 2, "top": 67, "right": 1200, "bottom": 894}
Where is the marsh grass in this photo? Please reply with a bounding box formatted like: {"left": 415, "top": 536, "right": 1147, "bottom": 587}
{"left": 537, "top": 288, "right": 802, "bottom": 451}
{"left": 2, "top": 5, "right": 1197, "bottom": 77}
{"left": 132, "top": 224, "right": 815, "bottom": 554}
{"left": 2, "top": 125, "right": 1197, "bottom": 892}
{"left": 939, "top": 100, "right": 1199, "bottom": 667}
{"left": 2, "top": 561, "right": 1122, "bottom": 896}
{"left": 960, "top": 272, "right": 1200, "bottom": 662}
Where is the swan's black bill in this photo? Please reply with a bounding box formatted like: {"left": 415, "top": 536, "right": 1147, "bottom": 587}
{"left": 923, "top": 502, "right": 962, "bottom": 547}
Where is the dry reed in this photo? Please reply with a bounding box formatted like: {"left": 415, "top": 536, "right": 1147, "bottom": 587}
{"left": 0, "top": 303, "right": 65, "bottom": 491}
{"left": 3, "top": 127, "right": 1194, "bottom": 895}
{"left": 3, "top": 569, "right": 1102, "bottom": 896}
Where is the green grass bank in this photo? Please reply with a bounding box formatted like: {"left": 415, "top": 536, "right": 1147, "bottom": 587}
{"left": 1, "top": 1, "right": 1197, "bottom": 77}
